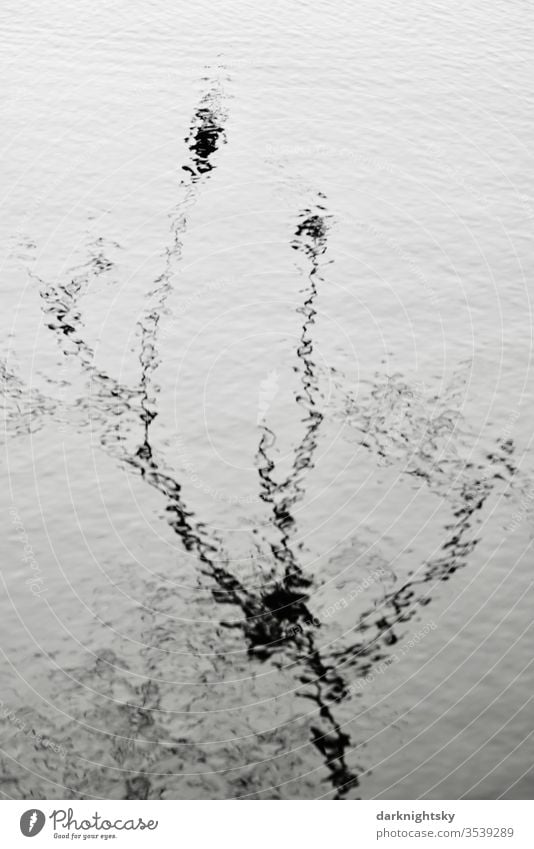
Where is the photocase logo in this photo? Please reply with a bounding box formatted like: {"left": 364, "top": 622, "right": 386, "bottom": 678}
{"left": 20, "top": 809, "right": 45, "bottom": 837}
{"left": 257, "top": 369, "right": 279, "bottom": 424}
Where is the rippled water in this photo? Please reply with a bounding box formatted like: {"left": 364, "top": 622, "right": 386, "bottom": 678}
{"left": 1, "top": 0, "right": 533, "bottom": 800}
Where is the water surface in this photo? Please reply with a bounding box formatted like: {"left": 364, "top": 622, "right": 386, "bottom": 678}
{"left": 1, "top": 0, "right": 533, "bottom": 799}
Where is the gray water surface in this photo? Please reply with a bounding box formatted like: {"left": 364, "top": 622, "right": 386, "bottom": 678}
{"left": 1, "top": 0, "right": 533, "bottom": 799}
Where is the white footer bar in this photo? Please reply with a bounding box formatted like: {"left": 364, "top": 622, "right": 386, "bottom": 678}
{"left": 2, "top": 800, "right": 532, "bottom": 848}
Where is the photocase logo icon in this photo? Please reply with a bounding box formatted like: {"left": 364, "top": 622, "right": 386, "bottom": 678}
{"left": 20, "top": 809, "right": 45, "bottom": 837}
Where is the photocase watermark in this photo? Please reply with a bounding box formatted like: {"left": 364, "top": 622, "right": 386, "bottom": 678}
{"left": 445, "top": 406, "right": 521, "bottom": 497}
{"left": 50, "top": 807, "right": 158, "bottom": 835}
{"left": 506, "top": 487, "right": 534, "bottom": 533}
{"left": 346, "top": 621, "right": 437, "bottom": 694}
{"left": 375, "top": 377, "right": 430, "bottom": 458}
{"left": 360, "top": 221, "right": 437, "bottom": 305}
{"left": 5, "top": 86, "right": 31, "bottom": 106}
{"left": 18, "top": 806, "right": 159, "bottom": 838}
{"left": 257, "top": 369, "right": 280, "bottom": 425}
{"left": 518, "top": 192, "right": 534, "bottom": 222}
{"left": 286, "top": 616, "right": 320, "bottom": 639}
{"left": 128, "top": 59, "right": 267, "bottom": 91}
{"left": 171, "top": 366, "right": 284, "bottom": 505}
{"left": 423, "top": 140, "right": 534, "bottom": 221}
{"left": 501, "top": 407, "right": 521, "bottom": 440}
{"left": 368, "top": 384, "right": 522, "bottom": 503}
{"left": 9, "top": 507, "right": 47, "bottom": 596}
{"left": 0, "top": 700, "right": 66, "bottom": 759}
{"left": 174, "top": 433, "right": 261, "bottom": 505}
{"left": 54, "top": 375, "right": 71, "bottom": 435}
{"left": 424, "top": 140, "right": 495, "bottom": 211}
{"left": 165, "top": 276, "right": 235, "bottom": 324}
{"left": 322, "top": 565, "right": 388, "bottom": 621}
{"left": 265, "top": 143, "right": 396, "bottom": 176}
{"left": 269, "top": 566, "right": 390, "bottom": 638}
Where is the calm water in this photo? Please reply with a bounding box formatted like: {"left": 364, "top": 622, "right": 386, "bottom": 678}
{"left": 1, "top": 0, "right": 533, "bottom": 799}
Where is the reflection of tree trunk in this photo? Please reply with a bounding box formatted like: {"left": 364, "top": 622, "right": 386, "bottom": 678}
{"left": 12, "top": 68, "right": 521, "bottom": 797}
{"left": 253, "top": 200, "right": 361, "bottom": 797}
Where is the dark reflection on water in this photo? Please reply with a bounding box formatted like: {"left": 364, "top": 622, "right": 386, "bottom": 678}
{"left": 137, "top": 82, "right": 228, "bottom": 463}
{"left": 338, "top": 446, "right": 515, "bottom": 653}
{"left": 130, "top": 196, "right": 361, "bottom": 797}
{"left": 182, "top": 87, "right": 227, "bottom": 181}
{"left": 1, "top": 53, "right": 530, "bottom": 798}
{"left": 2, "top": 79, "right": 235, "bottom": 798}
{"left": 0, "top": 325, "right": 525, "bottom": 798}
{"left": 254, "top": 200, "right": 360, "bottom": 796}
{"left": 0, "top": 361, "right": 56, "bottom": 436}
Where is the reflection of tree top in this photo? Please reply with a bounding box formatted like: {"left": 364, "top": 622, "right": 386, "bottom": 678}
{"left": 295, "top": 213, "right": 328, "bottom": 241}
{"left": 185, "top": 102, "right": 226, "bottom": 177}
{"left": 292, "top": 210, "right": 330, "bottom": 260}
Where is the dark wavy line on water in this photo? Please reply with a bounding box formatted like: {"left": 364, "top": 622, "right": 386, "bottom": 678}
{"left": 4, "top": 81, "right": 525, "bottom": 798}
{"left": 15, "top": 78, "right": 359, "bottom": 798}
{"left": 129, "top": 194, "right": 360, "bottom": 793}
{"left": 8, "top": 209, "right": 523, "bottom": 800}
{"left": 251, "top": 199, "right": 361, "bottom": 796}
{"left": 24, "top": 180, "right": 363, "bottom": 795}
{"left": 10, "top": 78, "right": 243, "bottom": 798}
{"left": 136, "top": 82, "right": 228, "bottom": 454}
{"left": 25, "top": 77, "right": 233, "bottom": 583}
{"left": 17, "top": 79, "right": 227, "bottom": 450}
{"left": 1, "top": 349, "right": 521, "bottom": 798}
